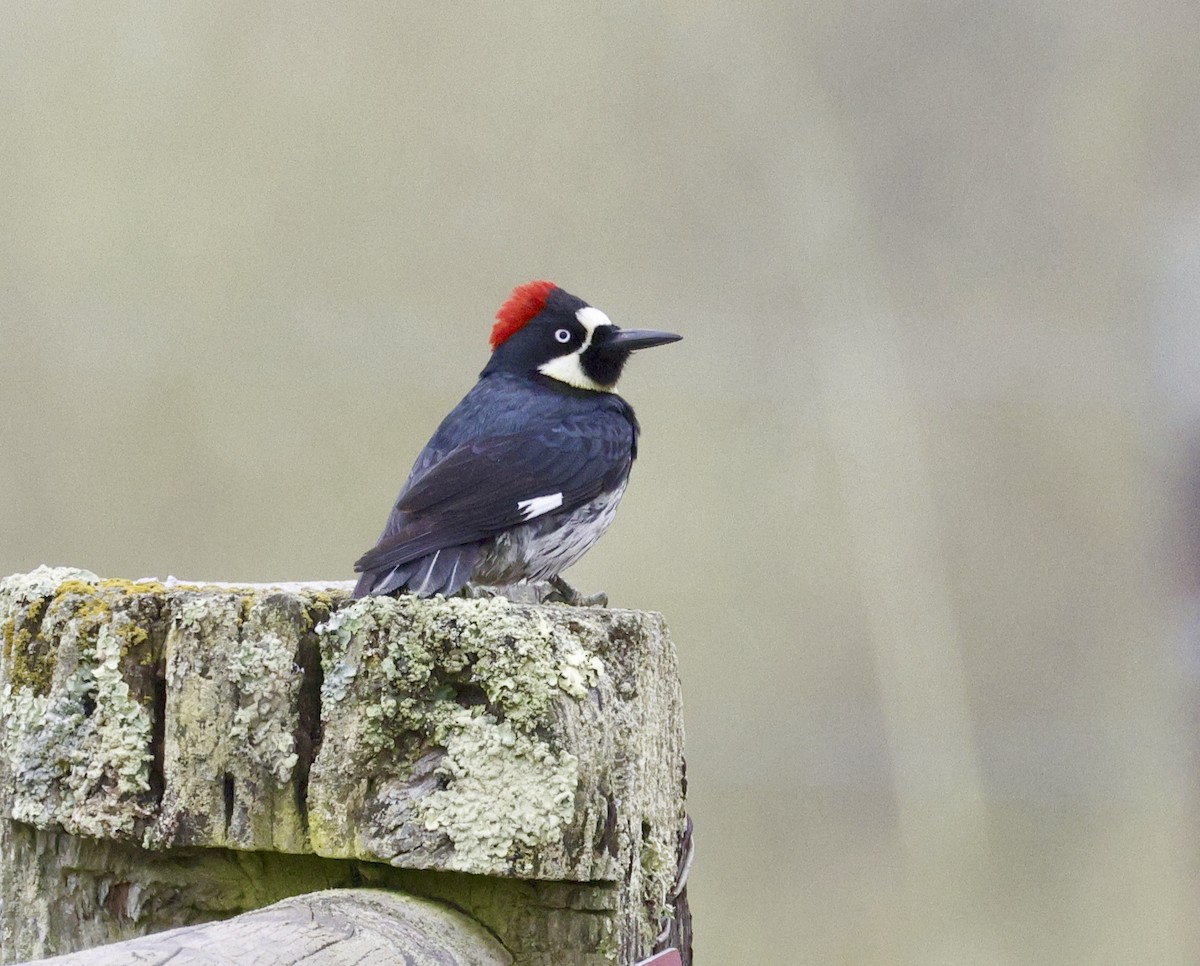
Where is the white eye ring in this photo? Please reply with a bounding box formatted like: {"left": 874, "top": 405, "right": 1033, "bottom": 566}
{"left": 554, "top": 328, "right": 572, "bottom": 343}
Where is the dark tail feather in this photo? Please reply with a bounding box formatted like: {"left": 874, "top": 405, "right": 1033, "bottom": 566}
{"left": 352, "top": 544, "right": 480, "bottom": 599}
{"left": 408, "top": 544, "right": 480, "bottom": 596}
{"left": 352, "top": 570, "right": 383, "bottom": 598}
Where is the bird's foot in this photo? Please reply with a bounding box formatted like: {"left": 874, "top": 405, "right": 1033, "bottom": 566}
{"left": 545, "top": 576, "right": 608, "bottom": 608}
{"left": 456, "top": 583, "right": 499, "bottom": 600}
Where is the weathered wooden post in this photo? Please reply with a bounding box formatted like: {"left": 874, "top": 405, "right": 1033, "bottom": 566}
{"left": 0, "top": 567, "right": 690, "bottom": 965}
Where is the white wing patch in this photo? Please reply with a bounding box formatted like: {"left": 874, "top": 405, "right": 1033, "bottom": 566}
{"left": 517, "top": 492, "right": 564, "bottom": 520}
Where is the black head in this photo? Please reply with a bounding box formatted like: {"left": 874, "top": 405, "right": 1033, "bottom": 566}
{"left": 483, "top": 281, "right": 681, "bottom": 392}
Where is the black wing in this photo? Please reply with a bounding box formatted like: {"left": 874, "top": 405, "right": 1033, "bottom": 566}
{"left": 354, "top": 424, "right": 632, "bottom": 575}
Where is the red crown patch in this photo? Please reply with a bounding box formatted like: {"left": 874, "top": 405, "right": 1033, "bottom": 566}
{"left": 490, "top": 280, "right": 558, "bottom": 350}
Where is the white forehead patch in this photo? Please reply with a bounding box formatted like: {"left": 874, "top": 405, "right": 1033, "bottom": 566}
{"left": 575, "top": 306, "right": 613, "bottom": 338}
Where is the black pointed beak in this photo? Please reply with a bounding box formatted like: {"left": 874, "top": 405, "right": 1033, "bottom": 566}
{"left": 605, "top": 327, "right": 683, "bottom": 351}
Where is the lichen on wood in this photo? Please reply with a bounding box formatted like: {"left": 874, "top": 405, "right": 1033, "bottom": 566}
{"left": 309, "top": 595, "right": 617, "bottom": 876}
{"left": 0, "top": 568, "right": 163, "bottom": 840}
{"left": 0, "top": 566, "right": 689, "bottom": 965}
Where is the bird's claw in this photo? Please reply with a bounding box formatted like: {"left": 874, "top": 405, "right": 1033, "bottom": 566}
{"left": 456, "top": 583, "right": 499, "bottom": 600}
{"left": 546, "top": 576, "right": 608, "bottom": 608}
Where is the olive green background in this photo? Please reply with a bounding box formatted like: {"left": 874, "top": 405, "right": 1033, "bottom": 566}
{"left": 3, "top": 5, "right": 1198, "bottom": 963}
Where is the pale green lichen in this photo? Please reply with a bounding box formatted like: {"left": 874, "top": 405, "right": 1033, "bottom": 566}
{"left": 0, "top": 566, "right": 100, "bottom": 608}
{"left": 316, "top": 603, "right": 365, "bottom": 706}
{"left": 556, "top": 637, "right": 605, "bottom": 700}
{"left": 639, "top": 832, "right": 674, "bottom": 928}
{"left": 2, "top": 682, "right": 72, "bottom": 825}
{"left": 171, "top": 595, "right": 214, "bottom": 633}
{"left": 0, "top": 568, "right": 155, "bottom": 839}
{"left": 317, "top": 595, "right": 603, "bottom": 751}
{"left": 314, "top": 593, "right": 604, "bottom": 871}
{"left": 421, "top": 706, "right": 579, "bottom": 870}
{"left": 75, "top": 624, "right": 153, "bottom": 797}
{"left": 228, "top": 615, "right": 299, "bottom": 784}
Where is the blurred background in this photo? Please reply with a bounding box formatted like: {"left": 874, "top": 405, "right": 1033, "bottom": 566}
{"left": 2, "top": 3, "right": 1198, "bottom": 963}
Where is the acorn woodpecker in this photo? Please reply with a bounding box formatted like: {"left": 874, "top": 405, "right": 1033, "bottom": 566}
{"left": 352, "top": 280, "right": 681, "bottom": 603}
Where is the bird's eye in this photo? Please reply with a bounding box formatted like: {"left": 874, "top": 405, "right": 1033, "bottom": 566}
{"left": 554, "top": 328, "right": 572, "bottom": 343}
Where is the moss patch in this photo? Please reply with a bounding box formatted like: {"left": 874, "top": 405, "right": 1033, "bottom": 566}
{"left": 3, "top": 596, "right": 52, "bottom": 694}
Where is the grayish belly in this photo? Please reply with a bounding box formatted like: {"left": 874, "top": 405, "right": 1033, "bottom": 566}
{"left": 472, "top": 481, "right": 629, "bottom": 585}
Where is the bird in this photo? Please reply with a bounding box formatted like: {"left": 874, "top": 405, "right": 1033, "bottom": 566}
{"left": 351, "top": 280, "right": 681, "bottom": 604}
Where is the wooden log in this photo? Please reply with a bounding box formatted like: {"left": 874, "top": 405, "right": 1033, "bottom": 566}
{"left": 0, "top": 567, "right": 690, "bottom": 965}
{"left": 17, "top": 888, "right": 512, "bottom": 965}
